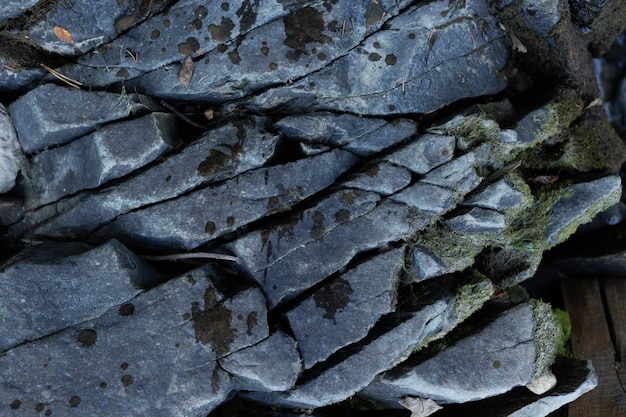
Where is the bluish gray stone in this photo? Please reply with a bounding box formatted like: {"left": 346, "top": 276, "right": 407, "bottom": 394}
{"left": 94, "top": 149, "right": 358, "bottom": 250}
{"left": 0, "top": 239, "right": 158, "bottom": 353}
{"left": 385, "top": 133, "right": 455, "bottom": 175}
{"left": 286, "top": 249, "right": 402, "bottom": 369}
{"left": 219, "top": 331, "right": 301, "bottom": 392}
{"left": 342, "top": 163, "right": 412, "bottom": 196}
{"left": 8, "top": 84, "right": 159, "bottom": 153}
{"left": 410, "top": 247, "right": 451, "bottom": 282}
{"left": 445, "top": 208, "right": 506, "bottom": 233}
{"left": 0, "top": 1, "right": 38, "bottom": 21}
{"left": 421, "top": 144, "right": 488, "bottom": 194}
{"left": 546, "top": 175, "right": 622, "bottom": 244}
{"left": 25, "top": 112, "right": 178, "bottom": 208}
{"left": 0, "top": 103, "right": 22, "bottom": 193}
{"left": 275, "top": 113, "right": 418, "bottom": 157}
{"left": 361, "top": 301, "right": 539, "bottom": 406}
{"left": 18, "top": 116, "right": 279, "bottom": 240}
{"left": 390, "top": 183, "right": 455, "bottom": 214}
{"left": 462, "top": 179, "right": 523, "bottom": 212}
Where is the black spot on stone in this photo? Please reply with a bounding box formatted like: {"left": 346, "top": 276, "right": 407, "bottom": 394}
{"left": 388, "top": 104, "right": 396, "bottom": 111}
{"left": 205, "top": 221, "right": 216, "bottom": 234}
{"left": 77, "top": 329, "right": 97, "bottom": 348}
{"left": 68, "top": 396, "right": 81, "bottom": 408}
{"left": 100, "top": 382, "right": 107, "bottom": 388}
{"left": 150, "top": 29, "right": 160, "bottom": 39}
{"left": 121, "top": 374, "right": 133, "bottom": 386}
{"left": 261, "top": 46, "right": 269, "bottom": 55}
{"left": 228, "top": 48, "right": 241, "bottom": 65}
{"left": 44, "top": 409, "right": 52, "bottom": 416}
{"left": 165, "top": 175, "right": 171, "bottom": 181}
{"left": 116, "top": 68, "right": 129, "bottom": 78}
{"left": 312, "top": 211, "right": 325, "bottom": 224}
{"left": 335, "top": 209, "right": 351, "bottom": 223}
{"left": 10, "top": 399, "right": 21, "bottom": 409}
{"left": 187, "top": 274, "right": 197, "bottom": 285}
{"left": 195, "top": 5, "right": 208, "bottom": 18}
{"left": 227, "top": 216, "right": 235, "bottom": 226}
{"left": 341, "top": 192, "right": 354, "bottom": 205}
{"left": 310, "top": 224, "right": 325, "bottom": 240}
{"left": 283, "top": 7, "right": 331, "bottom": 62}
{"left": 385, "top": 54, "right": 397, "bottom": 65}
{"left": 373, "top": 41, "right": 381, "bottom": 48}
{"left": 317, "top": 52, "right": 327, "bottom": 60}
{"left": 314, "top": 278, "right": 353, "bottom": 320}
{"left": 118, "top": 303, "right": 135, "bottom": 316}
{"left": 269, "top": 62, "right": 278, "bottom": 70}
{"left": 217, "top": 44, "right": 228, "bottom": 53}
{"left": 493, "top": 360, "right": 501, "bottom": 369}
{"left": 246, "top": 311, "right": 258, "bottom": 335}
{"left": 222, "top": 3, "right": 229, "bottom": 11}
{"left": 237, "top": 0, "right": 260, "bottom": 32}
{"left": 36, "top": 403, "right": 44, "bottom": 412}
{"left": 366, "top": 164, "right": 380, "bottom": 177}
{"left": 163, "top": 19, "right": 170, "bottom": 27}
{"left": 178, "top": 37, "right": 200, "bottom": 56}
{"left": 238, "top": 314, "right": 243, "bottom": 320}
{"left": 267, "top": 195, "right": 280, "bottom": 210}
{"left": 198, "top": 149, "right": 230, "bottom": 176}
{"left": 183, "top": 312, "right": 191, "bottom": 320}
{"left": 191, "top": 302, "right": 235, "bottom": 357}
{"left": 209, "top": 17, "right": 235, "bottom": 42}
{"left": 121, "top": 362, "right": 129, "bottom": 370}
{"left": 408, "top": 33, "right": 416, "bottom": 39}
{"left": 368, "top": 52, "right": 381, "bottom": 61}
{"left": 191, "top": 18, "right": 202, "bottom": 30}
{"left": 115, "top": 15, "right": 136, "bottom": 32}
{"left": 175, "top": 343, "right": 180, "bottom": 348}
{"left": 365, "top": 1, "right": 384, "bottom": 25}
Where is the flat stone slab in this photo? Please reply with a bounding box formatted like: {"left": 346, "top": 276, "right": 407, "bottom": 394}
{"left": 8, "top": 84, "right": 158, "bottom": 153}
{"left": 0, "top": 102, "right": 21, "bottom": 193}
{"left": 361, "top": 301, "right": 541, "bottom": 405}
{"left": 446, "top": 207, "right": 507, "bottom": 233}
{"left": 0, "top": 239, "right": 157, "bottom": 353}
{"left": 384, "top": 133, "right": 456, "bottom": 175}
{"left": 286, "top": 249, "right": 402, "bottom": 369}
{"left": 462, "top": 179, "right": 524, "bottom": 212}
{"left": 0, "top": 265, "right": 269, "bottom": 417}
{"left": 0, "top": 1, "right": 38, "bottom": 21}
{"left": 25, "top": 112, "right": 178, "bottom": 208}
{"left": 94, "top": 149, "right": 357, "bottom": 250}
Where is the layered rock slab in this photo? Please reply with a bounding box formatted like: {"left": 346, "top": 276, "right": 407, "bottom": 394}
{"left": 0, "top": 239, "right": 157, "bottom": 353}
{"left": 0, "top": 264, "right": 269, "bottom": 417}
{"left": 0, "top": 102, "right": 21, "bottom": 193}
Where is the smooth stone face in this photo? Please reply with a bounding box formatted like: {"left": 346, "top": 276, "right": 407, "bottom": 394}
{"left": 30, "top": 116, "right": 279, "bottom": 240}
{"left": 25, "top": 113, "right": 178, "bottom": 208}
{"left": 286, "top": 249, "right": 402, "bottom": 369}
{"left": 546, "top": 175, "right": 622, "bottom": 244}
{"left": 410, "top": 247, "right": 451, "bottom": 282}
{"left": 385, "top": 133, "right": 456, "bottom": 175}
{"left": 219, "top": 331, "right": 301, "bottom": 392}
{"left": 390, "top": 183, "right": 455, "bottom": 214}
{"left": 0, "top": 103, "right": 21, "bottom": 193}
{"left": 342, "top": 162, "right": 412, "bottom": 196}
{"left": 361, "top": 302, "right": 538, "bottom": 406}
{"left": 93, "top": 149, "right": 358, "bottom": 250}
{"left": 8, "top": 84, "right": 158, "bottom": 153}
{"left": 0, "top": 1, "right": 38, "bottom": 21}
{"left": 462, "top": 179, "right": 523, "bottom": 212}
{"left": 0, "top": 265, "right": 240, "bottom": 417}
{"left": 0, "top": 239, "right": 157, "bottom": 353}
{"left": 445, "top": 207, "right": 507, "bottom": 233}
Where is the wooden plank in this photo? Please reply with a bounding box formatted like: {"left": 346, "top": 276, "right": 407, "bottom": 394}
{"left": 561, "top": 278, "right": 624, "bottom": 417}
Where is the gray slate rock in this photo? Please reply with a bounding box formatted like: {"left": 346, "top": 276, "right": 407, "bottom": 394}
{"left": 361, "top": 301, "right": 541, "bottom": 405}
{"left": 243, "top": 277, "right": 494, "bottom": 409}
{"left": 219, "top": 331, "right": 301, "bottom": 392}
{"left": 0, "top": 65, "right": 44, "bottom": 92}
{"left": 0, "top": 103, "right": 22, "bottom": 193}
{"left": 385, "top": 133, "right": 456, "bottom": 175}
{"left": 446, "top": 207, "right": 506, "bottom": 233}
{"left": 28, "top": 116, "right": 279, "bottom": 240}
{"left": 0, "top": 239, "right": 158, "bottom": 353}
{"left": 0, "top": 264, "right": 260, "bottom": 417}
{"left": 342, "top": 162, "right": 412, "bottom": 196}
{"left": 8, "top": 84, "right": 159, "bottom": 153}
{"left": 286, "top": 249, "right": 402, "bottom": 369}
{"left": 94, "top": 149, "right": 358, "bottom": 250}
{"left": 0, "top": 1, "right": 38, "bottom": 21}
{"left": 275, "top": 113, "right": 418, "bottom": 157}
{"left": 244, "top": 0, "right": 507, "bottom": 115}
{"left": 25, "top": 112, "right": 178, "bottom": 208}
{"left": 546, "top": 175, "right": 622, "bottom": 244}
{"left": 462, "top": 179, "right": 523, "bottom": 212}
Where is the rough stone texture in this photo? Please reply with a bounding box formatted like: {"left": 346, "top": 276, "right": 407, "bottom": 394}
{"left": 0, "top": 264, "right": 245, "bottom": 417}
{"left": 0, "top": 1, "right": 38, "bottom": 21}
{"left": 0, "top": 239, "right": 157, "bottom": 353}
{"left": 385, "top": 133, "right": 456, "bottom": 175}
{"left": 286, "top": 249, "right": 402, "bottom": 369}
{"left": 546, "top": 175, "right": 622, "bottom": 245}
{"left": 25, "top": 112, "right": 178, "bottom": 208}
{"left": 342, "top": 162, "right": 412, "bottom": 196}
{"left": 8, "top": 84, "right": 160, "bottom": 153}
{"left": 0, "top": 103, "right": 22, "bottom": 193}
{"left": 361, "top": 301, "right": 541, "bottom": 406}
{"left": 94, "top": 149, "right": 357, "bottom": 250}
{"left": 462, "top": 179, "right": 523, "bottom": 212}
{"left": 219, "top": 331, "right": 301, "bottom": 392}
{"left": 446, "top": 208, "right": 507, "bottom": 233}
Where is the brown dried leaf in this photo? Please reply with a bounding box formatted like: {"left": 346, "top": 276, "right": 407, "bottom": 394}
{"left": 53, "top": 26, "right": 75, "bottom": 44}
{"left": 179, "top": 56, "right": 194, "bottom": 90}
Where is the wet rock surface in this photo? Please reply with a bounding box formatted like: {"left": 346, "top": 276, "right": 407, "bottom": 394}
{"left": 1, "top": 0, "right": 624, "bottom": 415}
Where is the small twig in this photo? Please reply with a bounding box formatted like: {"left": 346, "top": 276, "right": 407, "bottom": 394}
{"left": 40, "top": 63, "right": 82, "bottom": 88}
{"left": 139, "top": 252, "right": 238, "bottom": 262}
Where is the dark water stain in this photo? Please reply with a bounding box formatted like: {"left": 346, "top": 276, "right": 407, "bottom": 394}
{"left": 118, "top": 302, "right": 135, "bottom": 316}
{"left": 36, "top": 403, "right": 44, "bottom": 413}
{"left": 195, "top": 5, "right": 208, "bottom": 18}
{"left": 68, "top": 396, "right": 81, "bottom": 408}
{"left": 178, "top": 37, "right": 200, "bottom": 56}
{"left": 197, "top": 149, "right": 230, "bottom": 176}
{"left": 335, "top": 209, "right": 351, "bottom": 223}
{"left": 368, "top": 52, "right": 381, "bottom": 61}
{"left": 211, "top": 366, "right": 221, "bottom": 393}
{"left": 191, "top": 299, "right": 235, "bottom": 357}
{"left": 237, "top": 0, "right": 260, "bottom": 32}
{"left": 187, "top": 274, "right": 197, "bottom": 285}
{"left": 121, "top": 374, "right": 133, "bottom": 386}
{"left": 310, "top": 224, "right": 325, "bottom": 240}
{"left": 77, "top": 329, "right": 97, "bottom": 347}
{"left": 10, "top": 399, "right": 20, "bottom": 409}
{"left": 365, "top": 1, "right": 384, "bottom": 26}
{"left": 313, "top": 278, "right": 353, "bottom": 320}
{"left": 283, "top": 7, "right": 331, "bottom": 62}
{"left": 365, "top": 164, "right": 380, "bottom": 177}
{"left": 341, "top": 191, "right": 354, "bottom": 205}
{"left": 209, "top": 17, "right": 235, "bottom": 42}
{"left": 228, "top": 47, "right": 241, "bottom": 65}
{"left": 205, "top": 221, "right": 216, "bottom": 234}
{"left": 385, "top": 54, "right": 397, "bottom": 65}
{"left": 246, "top": 311, "right": 258, "bottom": 335}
